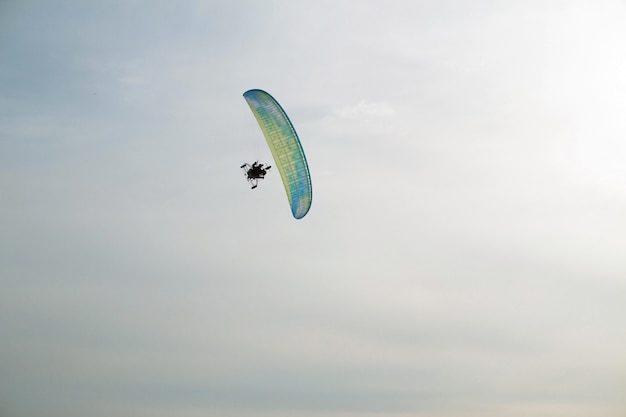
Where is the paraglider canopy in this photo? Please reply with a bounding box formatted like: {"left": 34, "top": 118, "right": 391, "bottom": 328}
{"left": 243, "top": 89, "right": 312, "bottom": 219}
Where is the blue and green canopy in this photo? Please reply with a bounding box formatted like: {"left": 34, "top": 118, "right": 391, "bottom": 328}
{"left": 243, "top": 89, "right": 312, "bottom": 219}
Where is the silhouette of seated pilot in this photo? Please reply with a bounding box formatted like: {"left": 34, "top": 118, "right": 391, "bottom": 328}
{"left": 240, "top": 161, "right": 272, "bottom": 189}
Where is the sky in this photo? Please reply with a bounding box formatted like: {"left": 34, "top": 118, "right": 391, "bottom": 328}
{"left": 1, "top": 1, "right": 626, "bottom": 416}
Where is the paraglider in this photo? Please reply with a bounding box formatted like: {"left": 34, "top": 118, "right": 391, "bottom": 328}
{"left": 242, "top": 89, "right": 312, "bottom": 219}
{"left": 240, "top": 161, "right": 271, "bottom": 189}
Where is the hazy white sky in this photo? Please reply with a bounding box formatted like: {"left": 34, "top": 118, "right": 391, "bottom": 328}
{"left": 2, "top": 1, "right": 626, "bottom": 416}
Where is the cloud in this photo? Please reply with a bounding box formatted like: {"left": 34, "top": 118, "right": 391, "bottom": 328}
{"left": 319, "top": 101, "right": 400, "bottom": 140}
{"left": 333, "top": 101, "right": 396, "bottom": 119}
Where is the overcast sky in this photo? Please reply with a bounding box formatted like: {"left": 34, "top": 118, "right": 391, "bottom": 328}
{"left": 2, "top": 1, "right": 626, "bottom": 416}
